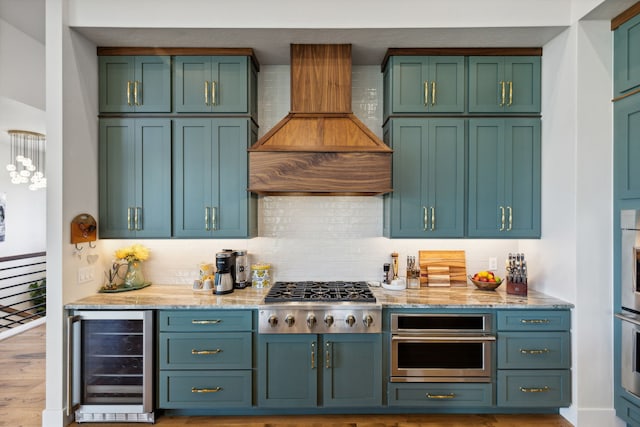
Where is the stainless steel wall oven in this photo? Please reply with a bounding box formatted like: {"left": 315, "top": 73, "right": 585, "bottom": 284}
{"left": 68, "top": 310, "right": 154, "bottom": 423}
{"left": 390, "top": 313, "right": 495, "bottom": 383}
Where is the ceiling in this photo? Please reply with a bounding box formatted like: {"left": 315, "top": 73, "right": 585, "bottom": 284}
{"left": 74, "top": 26, "right": 569, "bottom": 65}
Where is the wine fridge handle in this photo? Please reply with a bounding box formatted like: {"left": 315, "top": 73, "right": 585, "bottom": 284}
{"left": 66, "top": 315, "right": 81, "bottom": 417}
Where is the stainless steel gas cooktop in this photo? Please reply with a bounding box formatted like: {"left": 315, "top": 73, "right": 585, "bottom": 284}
{"left": 263, "top": 280, "right": 376, "bottom": 303}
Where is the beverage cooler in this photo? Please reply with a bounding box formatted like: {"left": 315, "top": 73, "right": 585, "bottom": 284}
{"left": 68, "top": 310, "right": 154, "bottom": 423}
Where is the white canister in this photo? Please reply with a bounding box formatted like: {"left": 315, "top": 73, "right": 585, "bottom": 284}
{"left": 251, "top": 263, "right": 271, "bottom": 288}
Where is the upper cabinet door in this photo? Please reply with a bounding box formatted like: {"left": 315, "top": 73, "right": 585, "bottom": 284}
{"left": 174, "top": 56, "right": 249, "bottom": 113}
{"left": 614, "top": 13, "right": 640, "bottom": 96}
{"left": 615, "top": 93, "right": 640, "bottom": 199}
{"left": 385, "top": 56, "right": 465, "bottom": 115}
{"left": 99, "top": 56, "right": 171, "bottom": 113}
{"left": 468, "top": 56, "right": 540, "bottom": 113}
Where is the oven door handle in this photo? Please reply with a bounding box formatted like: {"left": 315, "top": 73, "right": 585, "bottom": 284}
{"left": 616, "top": 312, "right": 640, "bottom": 327}
{"left": 391, "top": 335, "right": 496, "bottom": 342}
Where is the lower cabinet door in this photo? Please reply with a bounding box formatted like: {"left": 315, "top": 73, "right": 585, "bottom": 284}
{"left": 158, "top": 370, "right": 251, "bottom": 408}
{"left": 387, "top": 383, "right": 493, "bottom": 407}
{"left": 497, "top": 370, "right": 571, "bottom": 407}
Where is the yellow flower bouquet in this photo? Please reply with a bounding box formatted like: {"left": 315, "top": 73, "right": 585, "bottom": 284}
{"left": 115, "top": 244, "right": 150, "bottom": 263}
{"left": 114, "top": 244, "right": 150, "bottom": 288}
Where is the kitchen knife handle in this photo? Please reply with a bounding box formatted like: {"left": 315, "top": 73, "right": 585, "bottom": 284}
{"left": 499, "top": 206, "right": 505, "bottom": 231}
{"left": 205, "top": 207, "right": 210, "bottom": 231}
{"left": 211, "top": 81, "right": 217, "bottom": 106}
{"left": 508, "top": 81, "right": 513, "bottom": 106}
{"left": 423, "top": 206, "right": 429, "bottom": 231}
{"left": 424, "top": 81, "right": 429, "bottom": 105}
{"left": 499, "top": 81, "right": 506, "bottom": 106}
{"left": 507, "top": 206, "right": 513, "bottom": 231}
{"left": 204, "top": 81, "right": 209, "bottom": 105}
{"left": 134, "top": 81, "right": 140, "bottom": 105}
{"left": 430, "top": 207, "right": 435, "bottom": 231}
{"left": 126, "top": 81, "right": 132, "bottom": 106}
{"left": 431, "top": 82, "right": 436, "bottom": 106}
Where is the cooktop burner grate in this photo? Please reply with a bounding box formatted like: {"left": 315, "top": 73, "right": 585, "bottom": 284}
{"left": 263, "top": 281, "right": 376, "bottom": 303}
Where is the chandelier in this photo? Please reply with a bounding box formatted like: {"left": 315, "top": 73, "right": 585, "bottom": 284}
{"left": 5, "top": 130, "right": 46, "bottom": 191}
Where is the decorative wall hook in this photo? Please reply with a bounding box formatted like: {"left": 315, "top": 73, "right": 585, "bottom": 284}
{"left": 71, "top": 213, "right": 97, "bottom": 250}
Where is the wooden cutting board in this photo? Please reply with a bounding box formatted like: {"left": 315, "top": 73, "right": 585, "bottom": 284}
{"left": 418, "top": 250, "right": 467, "bottom": 287}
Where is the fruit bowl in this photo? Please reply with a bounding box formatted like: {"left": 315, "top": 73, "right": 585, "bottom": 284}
{"left": 468, "top": 272, "right": 503, "bottom": 291}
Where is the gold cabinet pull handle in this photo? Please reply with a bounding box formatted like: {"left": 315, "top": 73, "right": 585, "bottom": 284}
{"left": 211, "top": 206, "right": 217, "bottom": 231}
{"left": 311, "top": 342, "right": 316, "bottom": 369}
{"left": 192, "top": 319, "right": 222, "bottom": 325}
{"left": 508, "top": 81, "right": 513, "bottom": 106}
{"left": 204, "top": 81, "right": 209, "bottom": 105}
{"left": 521, "top": 319, "right": 550, "bottom": 325}
{"left": 191, "top": 348, "right": 222, "bottom": 355}
{"left": 211, "top": 81, "right": 217, "bottom": 106}
{"left": 204, "top": 207, "right": 210, "bottom": 231}
{"left": 135, "top": 207, "right": 141, "bottom": 230}
{"left": 424, "top": 81, "right": 429, "bottom": 105}
{"left": 191, "top": 387, "right": 222, "bottom": 393}
{"left": 325, "top": 341, "right": 331, "bottom": 369}
{"left": 520, "top": 386, "right": 550, "bottom": 393}
{"left": 127, "top": 207, "right": 133, "bottom": 230}
{"left": 431, "top": 81, "right": 436, "bottom": 106}
{"left": 134, "top": 81, "right": 140, "bottom": 106}
{"left": 507, "top": 206, "right": 513, "bottom": 231}
{"left": 426, "top": 393, "right": 456, "bottom": 399}
{"left": 430, "top": 206, "right": 435, "bottom": 231}
{"left": 499, "top": 206, "right": 505, "bottom": 231}
{"left": 499, "top": 81, "right": 506, "bottom": 106}
{"left": 520, "top": 348, "right": 550, "bottom": 355}
{"left": 423, "top": 206, "right": 429, "bottom": 231}
{"left": 126, "top": 81, "right": 132, "bottom": 106}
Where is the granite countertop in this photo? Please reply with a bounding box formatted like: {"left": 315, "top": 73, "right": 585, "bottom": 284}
{"left": 65, "top": 283, "right": 573, "bottom": 310}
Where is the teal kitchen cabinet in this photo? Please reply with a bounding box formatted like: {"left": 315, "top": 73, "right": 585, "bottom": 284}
{"left": 173, "top": 118, "right": 257, "bottom": 238}
{"left": 174, "top": 56, "right": 257, "bottom": 115}
{"left": 383, "top": 56, "right": 465, "bottom": 117}
{"left": 496, "top": 310, "right": 571, "bottom": 408}
{"left": 384, "top": 118, "right": 465, "bottom": 238}
{"left": 258, "top": 333, "right": 382, "bottom": 408}
{"left": 614, "top": 12, "right": 640, "bottom": 97}
{"left": 614, "top": 92, "right": 640, "bottom": 200}
{"left": 468, "top": 56, "right": 541, "bottom": 113}
{"left": 99, "top": 56, "right": 171, "bottom": 113}
{"left": 467, "top": 118, "right": 541, "bottom": 238}
{"left": 158, "top": 310, "right": 253, "bottom": 409}
{"left": 98, "top": 118, "right": 171, "bottom": 238}
{"left": 388, "top": 382, "right": 493, "bottom": 408}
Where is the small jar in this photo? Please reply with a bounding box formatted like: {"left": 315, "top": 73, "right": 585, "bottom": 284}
{"left": 251, "top": 263, "right": 271, "bottom": 288}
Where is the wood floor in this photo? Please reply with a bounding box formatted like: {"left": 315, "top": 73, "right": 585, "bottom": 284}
{"left": 0, "top": 324, "right": 573, "bottom": 427}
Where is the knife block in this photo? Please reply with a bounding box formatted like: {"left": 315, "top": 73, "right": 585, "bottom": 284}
{"left": 507, "top": 280, "right": 528, "bottom": 296}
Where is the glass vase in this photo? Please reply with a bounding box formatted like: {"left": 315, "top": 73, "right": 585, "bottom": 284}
{"left": 123, "top": 261, "right": 145, "bottom": 288}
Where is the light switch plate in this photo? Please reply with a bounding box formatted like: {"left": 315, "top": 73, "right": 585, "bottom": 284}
{"left": 78, "top": 266, "right": 95, "bottom": 284}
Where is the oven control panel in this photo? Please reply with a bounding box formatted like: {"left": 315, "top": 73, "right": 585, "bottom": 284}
{"left": 258, "top": 305, "right": 381, "bottom": 334}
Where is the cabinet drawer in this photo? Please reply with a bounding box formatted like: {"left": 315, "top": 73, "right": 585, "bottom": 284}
{"left": 158, "top": 370, "right": 252, "bottom": 408}
{"left": 497, "top": 310, "right": 570, "bottom": 332}
{"left": 619, "top": 396, "right": 640, "bottom": 426}
{"left": 498, "top": 332, "right": 570, "bottom": 369}
{"left": 497, "top": 370, "right": 571, "bottom": 407}
{"left": 388, "top": 383, "right": 493, "bottom": 407}
{"left": 159, "top": 310, "right": 252, "bottom": 332}
{"left": 159, "top": 332, "right": 252, "bottom": 369}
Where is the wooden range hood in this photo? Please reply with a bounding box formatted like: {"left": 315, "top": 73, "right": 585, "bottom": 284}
{"left": 248, "top": 44, "right": 392, "bottom": 195}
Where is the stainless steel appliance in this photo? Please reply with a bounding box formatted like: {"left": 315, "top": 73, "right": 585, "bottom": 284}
{"left": 258, "top": 281, "right": 381, "bottom": 334}
{"left": 214, "top": 251, "right": 234, "bottom": 295}
{"left": 617, "top": 209, "right": 640, "bottom": 397}
{"left": 390, "top": 313, "right": 495, "bottom": 382}
{"left": 68, "top": 310, "right": 154, "bottom": 423}
{"left": 234, "top": 250, "right": 249, "bottom": 289}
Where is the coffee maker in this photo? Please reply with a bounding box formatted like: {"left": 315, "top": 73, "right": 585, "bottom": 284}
{"left": 234, "top": 250, "right": 249, "bottom": 289}
{"left": 214, "top": 251, "right": 234, "bottom": 295}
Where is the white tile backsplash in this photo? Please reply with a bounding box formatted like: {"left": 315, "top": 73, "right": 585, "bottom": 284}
{"left": 98, "top": 65, "right": 522, "bottom": 288}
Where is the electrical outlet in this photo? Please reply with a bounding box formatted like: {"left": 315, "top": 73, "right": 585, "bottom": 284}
{"left": 489, "top": 257, "right": 498, "bottom": 271}
{"left": 78, "top": 266, "right": 96, "bottom": 284}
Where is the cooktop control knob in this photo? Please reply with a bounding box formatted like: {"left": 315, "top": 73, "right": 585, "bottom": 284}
{"left": 363, "top": 314, "right": 374, "bottom": 328}
{"left": 285, "top": 314, "right": 295, "bottom": 327}
{"left": 324, "top": 314, "right": 334, "bottom": 327}
{"left": 268, "top": 315, "right": 278, "bottom": 327}
{"left": 307, "top": 314, "right": 317, "bottom": 328}
{"left": 346, "top": 314, "right": 356, "bottom": 327}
